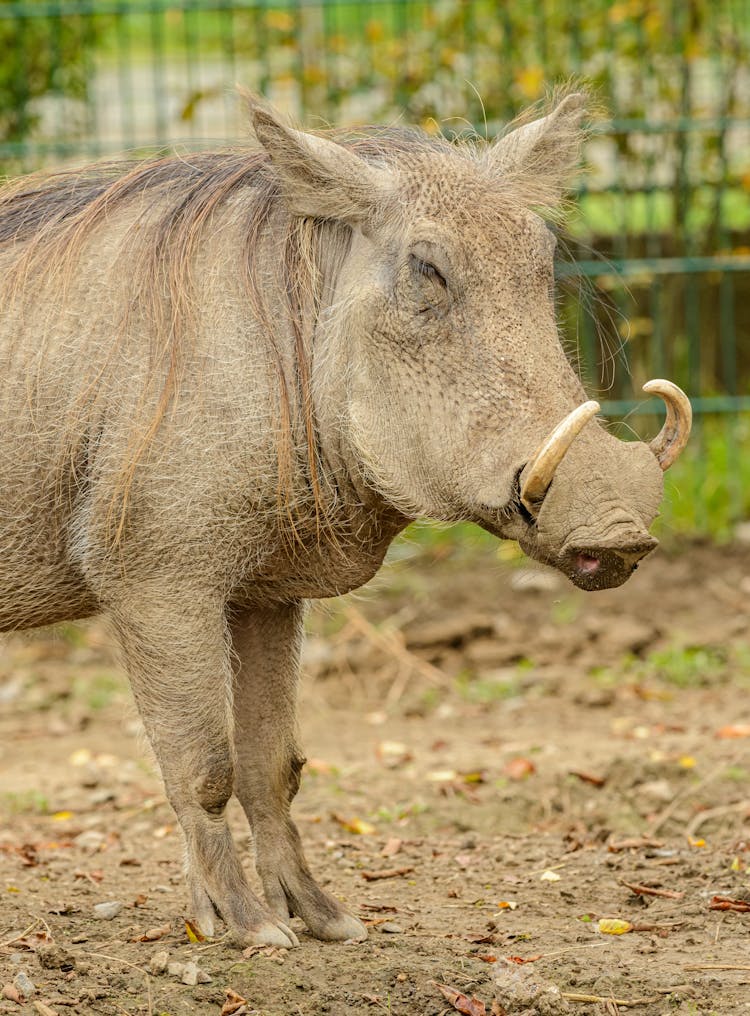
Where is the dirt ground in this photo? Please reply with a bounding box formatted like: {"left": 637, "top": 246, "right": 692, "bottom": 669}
{"left": 1, "top": 537, "right": 749, "bottom": 1016}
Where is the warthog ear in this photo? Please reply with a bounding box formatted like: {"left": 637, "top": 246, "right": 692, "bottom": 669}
{"left": 244, "top": 92, "right": 392, "bottom": 223}
{"left": 487, "top": 92, "right": 588, "bottom": 202}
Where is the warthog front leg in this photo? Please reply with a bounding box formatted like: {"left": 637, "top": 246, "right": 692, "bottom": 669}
{"left": 230, "top": 601, "right": 367, "bottom": 942}
{"left": 109, "top": 590, "right": 298, "bottom": 948}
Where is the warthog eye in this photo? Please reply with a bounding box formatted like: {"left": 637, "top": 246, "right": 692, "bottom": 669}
{"left": 412, "top": 255, "right": 447, "bottom": 289}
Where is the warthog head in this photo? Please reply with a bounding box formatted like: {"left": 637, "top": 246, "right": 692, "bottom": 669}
{"left": 251, "top": 93, "right": 691, "bottom": 590}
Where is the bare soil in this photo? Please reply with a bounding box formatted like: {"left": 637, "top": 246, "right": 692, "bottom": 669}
{"left": 1, "top": 539, "right": 749, "bottom": 1016}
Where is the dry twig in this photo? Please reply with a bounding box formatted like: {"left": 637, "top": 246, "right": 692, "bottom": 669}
{"left": 562, "top": 992, "right": 659, "bottom": 1006}
{"left": 0, "top": 918, "right": 40, "bottom": 949}
{"left": 343, "top": 605, "right": 451, "bottom": 687}
{"left": 685, "top": 799, "right": 750, "bottom": 838}
{"left": 684, "top": 964, "right": 750, "bottom": 972}
{"left": 620, "top": 879, "right": 684, "bottom": 900}
{"left": 650, "top": 753, "right": 744, "bottom": 834}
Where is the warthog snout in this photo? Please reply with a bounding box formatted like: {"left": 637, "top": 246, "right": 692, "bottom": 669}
{"left": 508, "top": 379, "right": 691, "bottom": 590}
{"left": 560, "top": 534, "right": 660, "bottom": 591}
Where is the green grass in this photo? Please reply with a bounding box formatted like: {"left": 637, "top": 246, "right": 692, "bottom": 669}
{"left": 658, "top": 414, "right": 750, "bottom": 541}
{"left": 71, "top": 669, "right": 126, "bottom": 711}
{"left": 0, "top": 789, "right": 49, "bottom": 815}
{"left": 590, "top": 641, "right": 750, "bottom": 690}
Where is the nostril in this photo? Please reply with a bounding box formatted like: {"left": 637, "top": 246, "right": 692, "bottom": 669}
{"left": 575, "top": 552, "right": 601, "bottom": 575}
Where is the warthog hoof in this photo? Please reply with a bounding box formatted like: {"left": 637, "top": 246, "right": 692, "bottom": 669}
{"left": 238, "top": 920, "right": 300, "bottom": 949}
{"left": 313, "top": 912, "right": 368, "bottom": 942}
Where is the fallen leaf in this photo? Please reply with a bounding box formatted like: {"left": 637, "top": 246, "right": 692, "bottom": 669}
{"left": 73, "top": 869, "right": 104, "bottom": 885}
{"left": 598, "top": 918, "right": 633, "bottom": 935}
{"left": 381, "top": 837, "right": 402, "bottom": 857}
{"left": 360, "top": 866, "right": 414, "bottom": 882}
{"left": 184, "top": 919, "right": 206, "bottom": 943}
{"left": 69, "top": 748, "right": 93, "bottom": 766}
{"left": 133, "top": 893, "right": 148, "bottom": 907}
{"left": 2, "top": 985, "right": 22, "bottom": 1003}
{"left": 241, "top": 944, "right": 287, "bottom": 962}
{"left": 716, "top": 724, "right": 750, "bottom": 739}
{"left": 332, "top": 813, "right": 376, "bottom": 835}
{"left": 426, "top": 769, "right": 457, "bottom": 783}
{"left": 460, "top": 770, "right": 487, "bottom": 784}
{"left": 496, "top": 900, "right": 518, "bottom": 911}
{"left": 709, "top": 895, "right": 750, "bottom": 913}
{"left": 133, "top": 924, "right": 171, "bottom": 942}
{"left": 688, "top": 836, "right": 707, "bottom": 848}
{"left": 607, "top": 836, "right": 664, "bottom": 852}
{"left": 569, "top": 769, "right": 606, "bottom": 787}
{"left": 505, "top": 954, "right": 542, "bottom": 964}
{"left": 221, "top": 988, "right": 248, "bottom": 1016}
{"left": 51, "top": 811, "right": 74, "bottom": 822}
{"left": 435, "top": 981, "right": 487, "bottom": 1016}
{"left": 503, "top": 757, "right": 536, "bottom": 780}
{"left": 375, "top": 741, "right": 413, "bottom": 768}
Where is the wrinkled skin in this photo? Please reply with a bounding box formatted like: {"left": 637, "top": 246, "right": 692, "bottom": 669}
{"left": 0, "top": 93, "right": 679, "bottom": 950}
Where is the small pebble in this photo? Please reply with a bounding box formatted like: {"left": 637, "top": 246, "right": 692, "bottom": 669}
{"left": 148, "top": 951, "right": 169, "bottom": 975}
{"left": 180, "top": 961, "right": 211, "bottom": 985}
{"left": 167, "top": 961, "right": 184, "bottom": 978}
{"left": 33, "top": 1001, "right": 58, "bottom": 1016}
{"left": 89, "top": 788, "right": 116, "bottom": 805}
{"left": 74, "top": 830, "right": 105, "bottom": 851}
{"left": 181, "top": 962, "right": 199, "bottom": 986}
{"left": 380, "top": 922, "right": 403, "bottom": 934}
{"left": 36, "top": 943, "right": 75, "bottom": 971}
{"left": 93, "top": 901, "right": 123, "bottom": 920}
{"left": 13, "top": 971, "right": 36, "bottom": 997}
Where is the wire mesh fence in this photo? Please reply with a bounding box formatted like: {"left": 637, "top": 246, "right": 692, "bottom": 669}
{"left": 1, "top": 0, "right": 749, "bottom": 536}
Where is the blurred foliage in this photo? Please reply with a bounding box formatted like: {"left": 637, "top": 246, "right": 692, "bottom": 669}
{"left": 0, "top": 1, "right": 103, "bottom": 173}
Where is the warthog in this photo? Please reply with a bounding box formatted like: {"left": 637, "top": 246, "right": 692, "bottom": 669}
{"left": 0, "top": 90, "right": 690, "bottom": 947}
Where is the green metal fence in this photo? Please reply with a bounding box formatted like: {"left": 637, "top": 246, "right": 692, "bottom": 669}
{"left": 1, "top": 0, "right": 749, "bottom": 537}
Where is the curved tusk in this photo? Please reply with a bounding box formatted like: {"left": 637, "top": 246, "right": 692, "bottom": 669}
{"left": 642, "top": 379, "right": 692, "bottom": 471}
{"left": 520, "top": 400, "right": 600, "bottom": 514}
